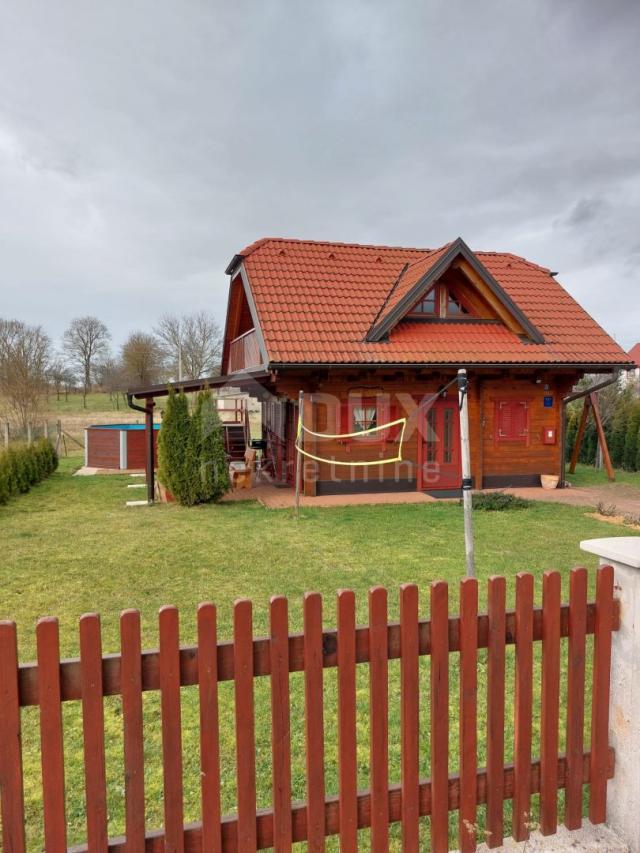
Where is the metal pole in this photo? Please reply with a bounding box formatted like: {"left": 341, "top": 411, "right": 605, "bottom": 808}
{"left": 457, "top": 369, "right": 476, "bottom": 577}
{"left": 294, "top": 390, "right": 304, "bottom": 519}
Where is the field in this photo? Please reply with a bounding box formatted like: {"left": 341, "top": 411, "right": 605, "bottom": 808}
{"left": 1, "top": 456, "right": 634, "bottom": 849}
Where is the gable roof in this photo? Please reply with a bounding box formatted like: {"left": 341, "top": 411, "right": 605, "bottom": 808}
{"left": 228, "top": 237, "right": 632, "bottom": 368}
{"left": 629, "top": 343, "right": 640, "bottom": 368}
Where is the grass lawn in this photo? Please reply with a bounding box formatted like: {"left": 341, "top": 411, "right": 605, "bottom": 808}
{"left": 46, "top": 390, "right": 127, "bottom": 415}
{"left": 2, "top": 457, "right": 632, "bottom": 850}
{"left": 566, "top": 461, "right": 640, "bottom": 489}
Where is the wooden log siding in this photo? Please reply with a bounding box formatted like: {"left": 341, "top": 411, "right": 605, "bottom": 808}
{"left": 0, "top": 568, "right": 619, "bottom": 852}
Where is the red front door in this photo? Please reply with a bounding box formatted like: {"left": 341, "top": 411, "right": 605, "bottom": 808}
{"left": 418, "top": 399, "right": 462, "bottom": 491}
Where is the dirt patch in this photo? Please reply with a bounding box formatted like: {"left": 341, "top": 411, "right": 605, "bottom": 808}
{"left": 585, "top": 512, "right": 640, "bottom": 531}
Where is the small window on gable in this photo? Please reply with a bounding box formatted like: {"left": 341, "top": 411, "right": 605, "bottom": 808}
{"left": 409, "top": 283, "right": 472, "bottom": 319}
{"left": 411, "top": 287, "right": 437, "bottom": 315}
{"left": 446, "top": 290, "right": 469, "bottom": 317}
{"left": 495, "top": 400, "right": 530, "bottom": 444}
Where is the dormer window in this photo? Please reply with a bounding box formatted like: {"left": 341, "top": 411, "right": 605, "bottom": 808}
{"left": 409, "top": 284, "right": 472, "bottom": 319}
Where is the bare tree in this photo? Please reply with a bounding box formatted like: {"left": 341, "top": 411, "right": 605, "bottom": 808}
{"left": 47, "top": 357, "right": 76, "bottom": 402}
{"left": 0, "top": 318, "right": 51, "bottom": 429}
{"left": 121, "top": 332, "right": 164, "bottom": 387}
{"left": 94, "top": 358, "right": 128, "bottom": 409}
{"left": 154, "top": 311, "right": 222, "bottom": 380}
{"left": 63, "top": 316, "right": 111, "bottom": 406}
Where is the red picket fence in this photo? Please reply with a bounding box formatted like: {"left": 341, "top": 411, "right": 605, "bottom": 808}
{"left": 0, "top": 566, "right": 617, "bottom": 852}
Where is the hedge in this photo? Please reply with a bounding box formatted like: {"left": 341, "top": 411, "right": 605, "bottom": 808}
{"left": 0, "top": 439, "right": 58, "bottom": 505}
{"left": 565, "top": 391, "right": 640, "bottom": 472}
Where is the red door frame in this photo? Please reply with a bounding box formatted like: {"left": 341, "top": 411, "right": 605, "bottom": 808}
{"left": 417, "top": 397, "right": 462, "bottom": 491}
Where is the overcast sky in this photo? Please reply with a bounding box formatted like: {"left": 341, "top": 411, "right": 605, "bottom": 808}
{"left": 1, "top": 0, "right": 639, "bottom": 352}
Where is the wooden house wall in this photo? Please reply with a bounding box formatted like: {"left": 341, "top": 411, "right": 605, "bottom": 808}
{"left": 270, "top": 369, "right": 576, "bottom": 495}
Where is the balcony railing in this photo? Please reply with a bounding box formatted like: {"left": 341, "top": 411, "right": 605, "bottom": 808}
{"left": 228, "top": 328, "right": 262, "bottom": 373}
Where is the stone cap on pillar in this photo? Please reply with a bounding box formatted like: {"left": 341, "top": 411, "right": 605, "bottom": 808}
{"left": 580, "top": 536, "right": 640, "bottom": 568}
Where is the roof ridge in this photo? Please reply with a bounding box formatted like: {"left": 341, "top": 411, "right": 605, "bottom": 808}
{"left": 237, "top": 236, "right": 433, "bottom": 257}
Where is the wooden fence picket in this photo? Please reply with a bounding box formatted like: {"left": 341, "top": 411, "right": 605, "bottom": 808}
{"left": 234, "top": 599, "right": 257, "bottom": 852}
{"left": 368, "top": 587, "right": 389, "bottom": 853}
{"left": 159, "top": 606, "right": 185, "bottom": 853}
{"left": 303, "top": 592, "right": 326, "bottom": 852}
{"left": 0, "top": 620, "right": 26, "bottom": 853}
{"left": 120, "top": 609, "right": 146, "bottom": 850}
{"left": 37, "top": 617, "right": 67, "bottom": 851}
{"left": 564, "top": 567, "right": 587, "bottom": 830}
{"left": 197, "top": 603, "right": 222, "bottom": 853}
{"left": 269, "top": 595, "right": 293, "bottom": 852}
{"left": 458, "top": 578, "right": 478, "bottom": 853}
{"left": 430, "top": 581, "right": 449, "bottom": 853}
{"left": 540, "top": 571, "right": 561, "bottom": 835}
{"left": 79, "top": 613, "right": 108, "bottom": 851}
{"left": 337, "top": 590, "right": 358, "bottom": 853}
{"left": 486, "top": 576, "right": 506, "bottom": 848}
{"left": 512, "top": 573, "right": 534, "bottom": 841}
{"left": 399, "top": 583, "right": 420, "bottom": 852}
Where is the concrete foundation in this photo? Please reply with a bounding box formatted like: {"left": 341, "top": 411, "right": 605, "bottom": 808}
{"left": 464, "top": 819, "right": 628, "bottom": 851}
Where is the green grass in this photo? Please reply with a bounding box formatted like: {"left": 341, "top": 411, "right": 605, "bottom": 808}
{"left": 46, "top": 391, "right": 126, "bottom": 415}
{"left": 566, "top": 462, "right": 640, "bottom": 489}
{"left": 2, "top": 457, "right": 629, "bottom": 850}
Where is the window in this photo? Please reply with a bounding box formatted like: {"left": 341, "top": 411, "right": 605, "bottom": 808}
{"left": 352, "top": 400, "right": 377, "bottom": 433}
{"left": 495, "top": 400, "right": 529, "bottom": 443}
{"left": 446, "top": 290, "right": 469, "bottom": 317}
{"left": 409, "top": 284, "right": 472, "bottom": 318}
{"left": 411, "top": 287, "right": 437, "bottom": 315}
{"left": 340, "top": 394, "right": 400, "bottom": 442}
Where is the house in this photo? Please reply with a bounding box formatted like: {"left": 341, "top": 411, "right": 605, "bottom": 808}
{"left": 129, "top": 237, "right": 633, "bottom": 500}
{"left": 625, "top": 343, "right": 640, "bottom": 389}
{"left": 218, "top": 236, "right": 634, "bottom": 496}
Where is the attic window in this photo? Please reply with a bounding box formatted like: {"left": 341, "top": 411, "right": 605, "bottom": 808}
{"left": 409, "top": 284, "right": 472, "bottom": 319}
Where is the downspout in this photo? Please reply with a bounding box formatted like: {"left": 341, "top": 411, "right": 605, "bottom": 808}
{"left": 560, "top": 371, "right": 621, "bottom": 486}
{"left": 127, "top": 392, "right": 155, "bottom": 504}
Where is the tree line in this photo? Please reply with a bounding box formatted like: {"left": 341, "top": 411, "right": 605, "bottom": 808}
{"left": 566, "top": 378, "right": 640, "bottom": 472}
{"left": 0, "top": 311, "right": 222, "bottom": 428}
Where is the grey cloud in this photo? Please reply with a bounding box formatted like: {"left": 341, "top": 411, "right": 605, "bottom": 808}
{"left": 0, "top": 0, "right": 639, "bottom": 350}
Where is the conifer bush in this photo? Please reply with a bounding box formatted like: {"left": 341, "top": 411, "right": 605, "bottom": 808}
{"left": 158, "top": 390, "right": 230, "bottom": 505}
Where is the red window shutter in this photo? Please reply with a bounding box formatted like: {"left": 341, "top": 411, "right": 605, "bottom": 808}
{"left": 496, "top": 400, "right": 529, "bottom": 442}
{"left": 514, "top": 401, "right": 529, "bottom": 438}
{"left": 341, "top": 399, "right": 350, "bottom": 434}
{"left": 388, "top": 402, "right": 400, "bottom": 441}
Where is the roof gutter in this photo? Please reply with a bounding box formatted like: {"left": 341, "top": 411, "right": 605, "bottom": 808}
{"left": 560, "top": 370, "right": 622, "bottom": 487}
{"left": 126, "top": 392, "right": 156, "bottom": 505}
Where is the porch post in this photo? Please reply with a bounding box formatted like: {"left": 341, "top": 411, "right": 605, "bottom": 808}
{"left": 580, "top": 536, "right": 640, "bottom": 851}
{"left": 145, "top": 399, "right": 155, "bottom": 504}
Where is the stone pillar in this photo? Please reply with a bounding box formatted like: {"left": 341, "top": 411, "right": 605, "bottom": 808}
{"left": 580, "top": 536, "right": 640, "bottom": 853}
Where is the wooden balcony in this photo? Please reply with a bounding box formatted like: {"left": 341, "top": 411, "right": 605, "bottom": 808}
{"left": 228, "top": 328, "right": 262, "bottom": 373}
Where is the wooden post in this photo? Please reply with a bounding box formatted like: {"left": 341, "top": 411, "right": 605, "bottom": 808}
{"left": 458, "top": 370, "right": 476, "bottom": 578}
{"left": 3, "top": 421, "right": 9, "bottom": 449}
{"left": 26, "top": 423, "right": 32, "bottom": 446}
{"left": 145, "top": 400, "right": 155, "bottom": 505}
{"left": 590, "top": 393, "right": 615, "bottom": 482}
{"left": 569, "top": 396, "right": 591, "bottom": 474}
{"left": 294, "top": 391, "right": 304, "bottom": 519}
{"left": 43, "top": 421, "right": 49, "bottom": 441}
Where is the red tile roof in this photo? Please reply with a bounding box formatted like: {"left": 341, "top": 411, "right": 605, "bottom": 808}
{"left": 236, "top": 237, "right": 631, "bottom": 367}
{"left": 629, "top": 343, "right": 640, "bottom": 368}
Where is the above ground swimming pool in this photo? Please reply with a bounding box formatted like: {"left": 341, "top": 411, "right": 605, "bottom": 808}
{"left": 85, "top": 423, "right": 160, "bottom": 470}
